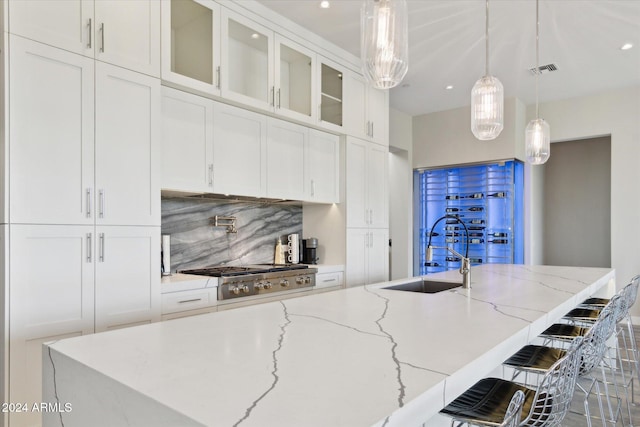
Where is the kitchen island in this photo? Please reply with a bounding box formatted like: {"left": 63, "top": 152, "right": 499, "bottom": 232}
{"left": 43, "top": 265, "right": 614, "bottom": 427}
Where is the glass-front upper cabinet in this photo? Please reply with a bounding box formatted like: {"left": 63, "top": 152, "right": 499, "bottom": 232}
{"left": 161, "top": 0, "right": 221, "bottom": 95}
{"left": 221, "top": 9, "right": 274, "bottom": 111}
{"left": 275, "top": 35, "right": 316, "bottom": 124}
{"left": 317, "top": 57, "right": 345, "bottom": 131}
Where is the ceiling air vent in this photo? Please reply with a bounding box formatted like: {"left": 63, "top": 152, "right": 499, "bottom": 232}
{"left": 528, "top": 63, "right": 559, "bottom": 75}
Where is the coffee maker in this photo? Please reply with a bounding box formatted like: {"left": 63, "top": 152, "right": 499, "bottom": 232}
{"left": 301, "top": 238, "right": 319, "bottom": 264}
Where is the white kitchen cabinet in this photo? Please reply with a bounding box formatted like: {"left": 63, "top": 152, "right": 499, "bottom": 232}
{"left": 161, "top": 0, "right": 221, "bottom": 95}
{"left": 266, "top": 119, "right": 307, "bottom": 200}
{"left": 161, "top": 87, "right": 214, "bottom": 193}
{"left": 346, "top": 137, "right": 388, "bottom": 228}
{"left": 9, "top": 225, "right": 95, "bottom": 427}
{"left": 8, "top": 0, "right": 160, "bottom": 77}
{"left": 317, "top": 56, "right": 345, "bottom": 133}
{"left": 95, "top": 226, "right": 161, "bottom": 332}
{"left": 307, "top": 129, "right": 339, "bottom": 203}
{"left": 95, "top": 62, "right": 161, "bottom": 226}
{"left": 344, "top": 72, "right": 389, "bottom": 145}
{"left": 9, "top": 36, "right": 95, "bottom": 225}
{"left": 346, "top": 228, "right": 389, "bottom": 286}
{"left": 212, "top": 102, "right": 267, "bottom": 197}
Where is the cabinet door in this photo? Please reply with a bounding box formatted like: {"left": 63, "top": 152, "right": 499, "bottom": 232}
{"left": 346, "top": 137, "right": 368, "bottom": 227}
{"left": 94, "top": 0, "right": 160, "bottom": 77}
{"left": 317, "top": 56, "right": 345, "bottom": 132}
{"left": 212, "top": 102, "right": 267, "bottom": 197}
{"left": 307, "top": 129, "right": 339, "bottom": 203}
{"left": 266, "top": 119, "right": 306, "bottom": 200}
{"left": 9, "top": 36, "right": 95, "bottom": 225}
{"left": 368, "top": 228, "right": 389, "bottom": 284}
{"left": 368, "top": 87, "right": 389, "bottom": 146}
{"left": 368, "top": 143, "right": 389, "bottom": 228}
{"left": 161, "top": 87, "right": 214, "bottom": 193}
{"left": 221, "top": 9, "right": 274, "bottom": 112}
{"left": 344, "top": 72, "right": 368, "bottom": 140}
{"left": 95, "top": 62, "right": 161, "bottom": 226}
{"left": 8, "top": 0, "right": 94, "bottom": 56}
{"left": 95, "top": 226, "right": 160, "bottom": 332}
{"left": 9, "top": 225, "right": 95, "bottom": 427}
{"left": 275, "top": 34, "right": 316, "bottom": 124}
{"left": 346, "top": 228, "right": 368, "bottom": 287}
{"left": 161, "top": 0, "right": 221, "bottom": 95}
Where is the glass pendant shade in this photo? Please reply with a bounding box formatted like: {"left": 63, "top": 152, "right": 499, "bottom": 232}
{"left": 361, "top": 0, "right": 409, "bottom": 89}
{"left": 525, "top": 118, "right": 550, "bottom": 165}
{"left": 471, "top": 75, "right": 504, "bottom": 140}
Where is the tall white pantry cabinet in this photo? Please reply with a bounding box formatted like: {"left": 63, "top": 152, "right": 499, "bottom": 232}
{"left": 1, "top": 2, "right": 161, "bottom": 426}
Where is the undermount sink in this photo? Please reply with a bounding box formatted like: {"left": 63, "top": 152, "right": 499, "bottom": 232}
{"left": 383, "top": 279, "right": 462, "bottom": 294}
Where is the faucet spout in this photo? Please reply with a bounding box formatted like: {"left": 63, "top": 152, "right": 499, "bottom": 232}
{"left": 425, "top": 214, "right": 471, "bottom": 289}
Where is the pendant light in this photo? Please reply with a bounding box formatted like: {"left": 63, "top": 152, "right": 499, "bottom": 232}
{"left": 361, "top": 0, "right": 409, "bottom": 89}
{"left": 471, "top": 0, "right": 504, "bottom": 141}
{"left": 525, "top": 0, "right": 550, "bottom": 165}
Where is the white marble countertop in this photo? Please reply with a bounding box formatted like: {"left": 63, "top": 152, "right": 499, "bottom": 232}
{"left": 44, "top": 265, "right": 614, "bottom": 427}
{"left": 160, "top": 272, "right": 218, "bottom": 293}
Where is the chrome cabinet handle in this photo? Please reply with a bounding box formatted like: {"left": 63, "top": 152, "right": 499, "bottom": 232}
{"left": 270, "top": 86, "right": 275, "bottom": 106}
{"left": 208, "top": 164, "right": 214, "bottom": 187}
{"left": 100, "top": 23, "right": 105, "bottom": 53}
{"left": 371, "top": 122, "right": 374, "bottom": 138}
{"left": 98, "top": 189, "right": 105, "bottom": 218}
{"left": 86, "top": 233, "right": 92, "bottom": 263}
{"left": 87, "top": 19, "right": 92, "bottom": 49}
{"left": 322, "top": 278, "right": 337, "bottom": 283}
{"left": 178, "top": 298, "right": 203, "bottom": 304}
{"left": 216, "top": 66, "right": 221, "bottom": 89}
{"left": 99, "top": 233, "right": 105, "bottom": 262}
{"left": 86, "top": 188, "right": 92, "bottom": 218}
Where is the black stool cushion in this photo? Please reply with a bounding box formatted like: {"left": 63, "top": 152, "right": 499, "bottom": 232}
{"left": 440, "top": 378, "right": 536, "bottom": 425}
{"left": 540, "top": 323, "right": 590, "bottom": 340}
{"left": 581, "top": 297, "right": 609, "bottom": 307}
{"left": 563, "top": 307, "right": 600, "bottom": 322}
{"left": 503, "top": 345, "right": 566, "bottom": 371}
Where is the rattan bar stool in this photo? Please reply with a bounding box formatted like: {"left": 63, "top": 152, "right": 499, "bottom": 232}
{"left": 514, "top": 297, "right": 621, "bottom": 427}
{"left": 439, "top": 336, "right": 584, "bottom": 427}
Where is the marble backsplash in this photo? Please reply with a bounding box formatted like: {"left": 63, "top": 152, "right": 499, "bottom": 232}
{"left": 162, "top": 197, "right": 302, "bottom": 272}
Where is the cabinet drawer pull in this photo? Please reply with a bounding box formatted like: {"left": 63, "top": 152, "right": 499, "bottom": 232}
{"left": 322, "top": 278, "right": 337, "bottom": 283}
{"left": 276, "top": 88, "right": 281, "bottom": 109}
{"left": 178, "top": 298, "right": 204, "bottom": 304}
{"left": 99, "top": 233, "right": 105, "bottom": 262}
{"left": 87, "top": 19, "right": 92, "bottom": 49}
{"left": 98, "top": 189, "right": 105, "bottom": 218}
{"left": 86, "top": 233, "right": 92, "bottom": 263}
{"left": 216, "top": 66, "right": 221, "bottom": 89}
{"left": 86, "top": 188, "right": 92, "bottom": 218}
{"left": 100, "top": 22, "right": 105, "bottom": 53}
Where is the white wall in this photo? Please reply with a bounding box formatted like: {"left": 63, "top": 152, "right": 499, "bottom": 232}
{"left": 389, "top": 108, "right": 412, "bottom": 279}
{"left": 528, "top": 85, "right": 640, "bottom": 318}
{"left": 412, "top": 97, "right": 526, "bottom": 168}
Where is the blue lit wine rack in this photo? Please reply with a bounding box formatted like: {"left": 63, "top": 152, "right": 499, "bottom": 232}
{"left": 415, "top": 160, "right": 524, "bottom": 275}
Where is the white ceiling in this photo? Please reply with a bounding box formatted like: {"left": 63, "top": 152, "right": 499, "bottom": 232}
{"left": 255, "top": 0, "right": 640, "bottom": 116}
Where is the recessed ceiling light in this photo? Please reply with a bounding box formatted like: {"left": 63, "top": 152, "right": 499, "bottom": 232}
{"left": 320, "top": 1, "right": 330, "bottom": 9}
{"left": 251, "top": 33, "right": 260, "bottom": 39}
{"left": 446, "top": 85, "right": 454, "bottom": 90}
{"left": 621, "top": 43, "right": 633, "bottom": 50}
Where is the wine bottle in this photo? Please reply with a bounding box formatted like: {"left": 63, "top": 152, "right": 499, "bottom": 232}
{"left": 469, "top": 238, "right": 484, "bottom": 244}
{"left": 469, "top": 219, "right": 485, "bottom": 224}
{"left": 445, "top": 256, "right": 461, "bottom": 262}
{"left": 424, "top": 262, "right": 440, "bottom": 267}
{"left": 468, "top": 232, "right": 484, "bottom": 238}
{"left": 446, "top": 207, "right": 460, "bottom": 212}
{"left": 469, "top": 258, "right": 483, "bottom": 263}
{"left": 465, "top": 192, "right": 484, "bottom": 199}
{"left": 426, "top": 231, "right": 440, "bottom": 237}
{"left": 468, "top": 226, "right": 485, "bottom": 231}
{"left": 488, "top": 192, "right": 506, "bottom": 198}
{"left": 489, "top": 239, "right": 509, "bottom": 244}
{"left": 445, "top": 238, "right": 459, "bottom": 243}
{"left": 445, "top": 225, "right": 459, "bottom": 231}
{"left": 468, "top": 207, "right": 484, "bottom": 212}
{"left": 445, "top": 195, "right": 459, "bottom": 200}
{"left": 445, "top": 232, "right": 461, "bottom": 237}
{"left": 489, "top": 232, "right": 507, "bottom": 238}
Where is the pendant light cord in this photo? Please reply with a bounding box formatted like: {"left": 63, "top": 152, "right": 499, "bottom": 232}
{"left": 535, "top": 0, "right": 540, "bottom": 119}
{"left": 485, "top": 0, "right": 489, "bottom": 76}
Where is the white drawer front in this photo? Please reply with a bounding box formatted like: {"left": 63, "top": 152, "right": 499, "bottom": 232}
{"left": 161, "top": 288, "right": 218, "bottom": 314}
{"left": 315, "top": 272, "right": 344, "bottom": 289}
